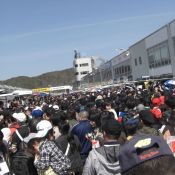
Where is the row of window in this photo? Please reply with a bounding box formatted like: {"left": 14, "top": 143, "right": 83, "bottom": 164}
{"left": 147, "top": 41, "right": 171, "bottom": 68}
{"left": 75, "top": 63, "right": 89, "bottom": 67}
{"left": 149, "top": 59, "right": 171, "bottom": 68}
{"left": 135, "top": 57, "right": 142, "bottom": 66}
{"left": 102, "top": 69, "right": 112, "bottom": 80}
{"left": 75, "top": 71, "right": 89, "bottom": 75}
{"left": 114, "top": 65, "right": 131, "bottom": 76}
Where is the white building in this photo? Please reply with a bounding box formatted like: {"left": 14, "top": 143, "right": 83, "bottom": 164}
{"left": 73, "top": 57, "right": 95, "bottom": 82}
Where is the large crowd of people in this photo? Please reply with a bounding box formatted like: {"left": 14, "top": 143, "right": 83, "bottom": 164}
{"left": 0, "top": 80, "right": 175, "bottom": 175}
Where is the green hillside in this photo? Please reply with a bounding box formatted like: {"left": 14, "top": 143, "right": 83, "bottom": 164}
{"left": 1, "top": 68, "right": 75, "bottom": 89}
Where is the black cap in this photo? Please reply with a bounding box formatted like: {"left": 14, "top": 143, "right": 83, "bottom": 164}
{"left": 139, "top": 110, "right": 157, "bottom": 125}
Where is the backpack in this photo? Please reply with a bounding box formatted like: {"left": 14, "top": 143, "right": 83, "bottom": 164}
{"left": 11, "top": 151, "right": 31, "bottom": 175}
{"left": 11, "top": 130, "right": 37, "bottom": 175}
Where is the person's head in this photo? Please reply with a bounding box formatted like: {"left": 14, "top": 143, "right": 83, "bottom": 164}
{"left": 12, "top": 112, "right": 27, "bottom": 125}
{"left": 79, "top": 110, "right": 89, "bottom": 120}
{"left": 28, "top": 118, "right": 41, "bottom": 133}
{"left": 139, "top": 110, "right": 157, "bottom": 127}
{"left": 50, "top": 113, "right": 61, "bottom": 127}
{"left": 101, "top": 118, "right": 121, "bottom": 140}
{"left": 58, "top": 120, "right": 70, "bottom": 135}
{"left": 136, "top": 104, "right": 145, "bottom": 112}
{"left": 122, "top": 155, "right": 175, "bottom": 175}
{"left": 31, "top": 108, "right": 43, "bottom": 118}
{"left": 43, "top": 107, "right": 54, "bottom": 121}
{"left": 102, "top": 102, "right": 112, "bottom": 111}
{"left": 87, "top": 102, "right": 96, "bottom": 110}
{"left": 67, "top": 109, "right": 76, "bottom": 120}
{"left": 89, "top": 110, "right": 101, "bottom": 128}
{"left": 124, "top": 118, "right": 139, "bottom": 137}
{"left": 35, "top": 120, "right": 53, "bottom": 140}
{"left": 119, "top": 135, "right": 174, "bottom": 175}
{"left": 0, "top": 111, "right": 5, "bottom": 127}
{"left": 152, "top": 97, "right": 161, "bottom": 107}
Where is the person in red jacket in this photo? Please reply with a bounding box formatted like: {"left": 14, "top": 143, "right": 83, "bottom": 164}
{"left": 151, "top": 98, "right": 162, "bottom": 119}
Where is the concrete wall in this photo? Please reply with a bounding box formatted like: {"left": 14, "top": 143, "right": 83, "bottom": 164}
{"left": 129, "top": 39, "right": 149, "bottom": 80}
{"left": 170, "top": 20, "right": 175, "bottom": 37}
{"left": 145, "top": 27, "right": 168, "bottom": 49}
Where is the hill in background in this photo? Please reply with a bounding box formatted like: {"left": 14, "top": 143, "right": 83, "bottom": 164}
{"left": 1, "top": 68, "right": 75, "bottom": 89}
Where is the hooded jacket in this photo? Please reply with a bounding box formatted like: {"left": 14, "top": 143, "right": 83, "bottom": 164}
{"left": 82, "top": 141, "right": 121, "bottom": 175}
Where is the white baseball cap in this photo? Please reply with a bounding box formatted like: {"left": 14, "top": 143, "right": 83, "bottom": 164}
{"left": 12, "top": 112, "right": 27, "bottom": 123}
{"left": 53, "top": 105, "right": 59, "bottom": 110}
{"left": 35, "top": 120, "right": 52, "bottom": 138}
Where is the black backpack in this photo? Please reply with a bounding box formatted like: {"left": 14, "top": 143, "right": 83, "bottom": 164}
{"left": 11, "top": 151, "right": 31, "bottom": 175}
{"left": 11, "top": 130, "right": 37, "bottom": 175}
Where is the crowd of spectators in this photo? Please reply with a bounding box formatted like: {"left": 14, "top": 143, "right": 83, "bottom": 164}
{"left": 0, "top": 80, "right": 175, "bottom": 175}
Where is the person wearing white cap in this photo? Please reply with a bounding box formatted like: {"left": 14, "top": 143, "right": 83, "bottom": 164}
{"left": 53, "top": 105, "right": 59, "bottom": 111}
{"left": 10, "top": 112, "right": 29, "bottom": 154}
{"left": 30, "top": 120, "right": 71, "bottom": 175}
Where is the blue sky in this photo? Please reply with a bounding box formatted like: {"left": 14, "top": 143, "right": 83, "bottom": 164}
{"left": 0, "top": 0, "right": 175, "bottom": 80}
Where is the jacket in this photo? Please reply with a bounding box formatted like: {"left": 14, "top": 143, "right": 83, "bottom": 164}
{"left": 82, "top": 141, "right": 121, "bottom": 175}
{"left": 71, "top": 120, "right": 92, "bottom": 156}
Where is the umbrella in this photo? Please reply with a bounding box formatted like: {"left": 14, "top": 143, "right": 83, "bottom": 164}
{"left": 164, "top": 80, "right": 175, "bottom": 86}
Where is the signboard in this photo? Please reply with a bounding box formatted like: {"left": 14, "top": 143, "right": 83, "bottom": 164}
{"left": 32, "top": 88, "right": 50, "bottom": 92}
{"left": 50, "top": 86, "right": 72, "bottom": 91}
{"left": 32, "top": 86, "right": 73, "bottom": 93}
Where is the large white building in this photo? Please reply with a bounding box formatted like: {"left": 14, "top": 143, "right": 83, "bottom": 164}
{"left": 73, "top": 56, "right": 95, "bottom": 84}
{"left": 82, "top": 19, "right": 175, "bottom": 87}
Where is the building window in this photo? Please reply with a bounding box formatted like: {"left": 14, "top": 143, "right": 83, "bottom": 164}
{"left": 122, "top": 66, "right": 124, "bottom": 74}
{"left": 125, "top": 66, "right": 127, "bottom": 73}
{"left": 119, "top": 67, "right": 121, "bottom": 75}
{"left": 80, "top": 63, "right": 89, "bottom": 67}
{"left": 117, "top": 68, "right": 119, "bottom": 75}
{"left": 75, "top": 72, "right": 79, "bottom": 75}
{"left": 75, "top": 64, "right": 78, "bottom": 67}
{"left": 128, "top": 65, "right": 131, "bottom": 72}
{"left": 80, "top": 71, "right": 89, "bottom": 75}
{"left": 114, "top": 68, "right": 117, "bottom": 75}
{"left": 147, "top": 41, "right": 170, "bottom": 68}
{"left": 135, "top": 58, "right": 137, "bottom": 66}
{"left": 139, "top": 57, "right": 142, "bottom": 65}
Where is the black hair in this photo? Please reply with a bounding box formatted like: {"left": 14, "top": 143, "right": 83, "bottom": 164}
{"left": 101, "top": 102, "right": 111, "bottom": 110}
{"left": 58, "top": 121, "right": 77, "bottom": 153}
{"left": 43, "top": 107, "right": 55, "bottom": 117}
{"left": 44, "top": 128, "right": 54, "bottom": 140}
{"left": 101, "top": 111, "right": 114, "bottom": 122}
{"left": 124, "top": 123, "right": 138, "bottom": 137}
{"left": 29, "top": 118, "right": 41, "bottom": 133}
{"left": 67, "top": 109, "right": 76, "bottom": 120}
{"left": 0, "top": 131, "right": 3, "bottom": 141}
{"left": 122, "top": 155, "right": 175, "bottom": 175}
{"left": 89, "top": 110, "right": 101, "bottom": 128}
{"left": 50, "top": 113, "right": 61, "bottom": 126}
{"left": 60, "top": 101, "right": 69, "bottom": 111}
